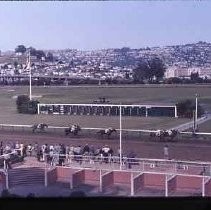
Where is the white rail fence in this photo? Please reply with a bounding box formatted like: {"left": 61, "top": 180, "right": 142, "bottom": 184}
{"left": 45, "top": 153, "right": 211, "bottom": 177}
{"left": 0, "top": 123, "right": 211, "bottom": 136}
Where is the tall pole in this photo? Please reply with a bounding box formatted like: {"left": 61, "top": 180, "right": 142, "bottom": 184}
{"left": 119, "top": 105, "right": 122, "bottom": 170}
{"left": 195, "top": 93, "right": 198, "bottom": 131}
{"left": 29, "top": 50, "right": 32, "bottom": 101}
{"left": 193, "top": 110, "right": 196, "bottom": 132}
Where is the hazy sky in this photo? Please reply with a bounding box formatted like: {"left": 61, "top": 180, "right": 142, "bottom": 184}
{"left": 0, "top": 1, "right": 211, "bottom": 51}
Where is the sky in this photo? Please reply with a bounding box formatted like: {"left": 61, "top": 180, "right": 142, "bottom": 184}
{"left": 0, "top": 1, "right": 211, "bottom": 51}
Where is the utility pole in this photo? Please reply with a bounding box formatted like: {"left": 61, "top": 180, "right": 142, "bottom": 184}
{"left": 28, "top": 50, "right": 32, "bottom": 101}
{"left": 119, "top": 105, "right": 122, "bottom": 170}
{"left": 195, "top": 93, "right": 198, "bottom": 131}
{"left": 193, "top": 110, "right": 196, "bottom": 133}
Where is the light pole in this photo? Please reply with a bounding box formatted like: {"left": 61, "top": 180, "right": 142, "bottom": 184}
{"left": 195, "top": 93, "right": 198, "bottom": 131}
{"left": 119, "top": 105, "right": 122, "bottom": 170}
{"left": 28, "top": 50, "right": 32, "bottom": 101}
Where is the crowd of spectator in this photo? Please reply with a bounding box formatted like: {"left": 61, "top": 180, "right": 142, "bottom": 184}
{"left": 0, "top": 141, "right": 138, "bottom": 169}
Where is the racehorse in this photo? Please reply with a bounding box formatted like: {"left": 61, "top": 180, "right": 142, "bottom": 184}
{"left": 32, "top": 123, "right": 48, "bottom": 133}
{"left": 97, "top": 128, "right": 117, "bottom": 139}
{"left": 150, "top": 129, "right": 178, "bottom": 141}
{"left": 65, "top": 124, "right": 81, "bottom": 136}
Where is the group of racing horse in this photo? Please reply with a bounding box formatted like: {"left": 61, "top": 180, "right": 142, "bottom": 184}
{"left": 32, "top": 123, "right": 179, "bottom": 140}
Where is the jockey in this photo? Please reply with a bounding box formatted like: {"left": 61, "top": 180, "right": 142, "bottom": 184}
{"left": 102, "top": 145, "right": 110, "bottom": 154}
{"left": 49, "top": 145, "right": 54, "bottom": 151}
{"left": 156, "top": 129, "right": 161, "bottom": 136}
{"left": 71, "top": 124, "right": 76, "bottom": 132}
{"left": 105, "top": 128, "right": 110, "bottom": 134}
{"left": 167, "top": 130, "right": 173, "bottom": 136}
{"left": 15, "top": 141, "right": 20, "bottom": 149}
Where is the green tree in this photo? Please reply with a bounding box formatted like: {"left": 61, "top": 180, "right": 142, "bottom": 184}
{"left": 27, "top": 100, "right": 40, "bottom": 114}
{"left": 148, "top": 57, "right": 166, "bottom": 81}
{"left": 28, "top": 47, "right": 37, "bottom": 56}
{"left": 15, "top": 45, "right": 26, "bottom": 54}
{"left": 190, "top": 72, "right": 199, "bottom": 82}
{"left": 16, "top": 95, "right": 30, "bottom": 113}
{"left": 176, "top": 99, "right": 204, "bottom": 118}
{"left": 46, "top": 52, "right": 54, "bottom": 62}
{"left": 16, "top": 95, "right": 39, "bottom": 114}
{"left": 133, "top": 57, "right": 166, "bottom": 83}
{"left": 132, "top": 60, "right": 150, "bottom": 83}
{"left": 164, "top": 77, "right": 182, "bottom": 84}
{"left": 36, "top": 50, "right": 46, "bottom": 60}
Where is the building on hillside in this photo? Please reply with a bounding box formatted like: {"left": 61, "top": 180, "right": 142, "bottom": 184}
{"left": 165, "top": 66, "right": 211, "bottom": 79}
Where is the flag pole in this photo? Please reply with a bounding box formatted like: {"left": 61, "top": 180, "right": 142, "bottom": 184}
{"left": 29, "top": 50, "right": 32, "bottom": 101}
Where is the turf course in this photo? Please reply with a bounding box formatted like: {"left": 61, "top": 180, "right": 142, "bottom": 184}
{"left": 1, "top": 85, "right": 211, "bottom": 130}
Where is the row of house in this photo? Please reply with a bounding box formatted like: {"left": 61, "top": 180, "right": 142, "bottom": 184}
{"left": 165, "top": 66, "right": 211, "bottom": 79}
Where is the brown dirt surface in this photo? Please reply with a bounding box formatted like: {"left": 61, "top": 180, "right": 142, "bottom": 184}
{"left": 1, "top": 130, "right": 211, "bottom": 162}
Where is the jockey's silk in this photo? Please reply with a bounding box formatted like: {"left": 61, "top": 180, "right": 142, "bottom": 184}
{"left": 105, "top": 129, "right": 110, "bottom": 134}
{"left": 71, "top": 125, "right": 77, "bottom": 132}
{"left": 102, "top": 147, "right": 110, "bottom": 153}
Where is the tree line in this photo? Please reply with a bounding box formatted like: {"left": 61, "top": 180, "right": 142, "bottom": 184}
{"left": 15, "top": 45, "right": 54, "bottom": 62}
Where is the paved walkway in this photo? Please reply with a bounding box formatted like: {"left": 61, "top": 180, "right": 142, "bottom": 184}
{"left": 170, "top": 114, "right": 211, "bottom": 132}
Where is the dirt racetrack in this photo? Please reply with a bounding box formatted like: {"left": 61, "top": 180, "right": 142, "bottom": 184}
{"left": 1, "top": 130, "right": 211, "bottom": 162}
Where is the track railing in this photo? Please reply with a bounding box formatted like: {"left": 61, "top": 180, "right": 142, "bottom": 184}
{"left": 44, "top": 153, "right": 211, "bottom": 177}
{"left": 0, "top": 123, "right": 211, "bottom": 136}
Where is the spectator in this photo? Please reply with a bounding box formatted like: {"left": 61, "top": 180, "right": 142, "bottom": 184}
{"left": 27, "top": 144, "right": 32, "bottom": 156}
{"left": 49, "top": 149, "right": 54, "bottom": 166}
{"left": 20, "top": 143, "right": 24, "bottom": 157}
{"left": 4, "top": 154, "right": 11, "bottom": 170}
{"left": 0, "top": 144, "right": 3, "bottom": 155}
{"left": 127, "top": 151, "right": 136, "bottom": 169}
{"left": 37, "top": 148, "right": 42, "bottom": 162}
{"left": 164, "top": 145, "right": 169, "bottom": 159}
{"left": 23, "top": 145, "right": 27, "bottom": 157}
{"left": 83, "top": 144, "right": 90, "bottom": 154}
{"left": 33, "top": 142, "right": 39, "bottom": 156}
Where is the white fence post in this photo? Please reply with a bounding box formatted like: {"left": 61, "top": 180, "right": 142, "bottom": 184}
{"left": 131, "top": 173, "right": 134, "bottom": 196}
{"left": 37, "top": 103, "right": 40, "bottom": 114}
{"left": 165, "top": 175, "right": 168, "bottom": 197}
{"left": 210, "top": 165, "right": 211, "bottom": 176}
{"left": 5, "top": 171, "right": 9, "bottom": 190}
{"left": 202, "top": 176, "right": 205, "bottom": 197}
{"left": 142, "top": 160, "right": 145, "bottom": 171}
{"left": 175, "top": 106, "right": 178, "bottom": 118}
{"left": 70, "top": 174, "right": 73, "bottom": 189}
{"left": 99, "top": 169, "right": 102, "bottom": 192}
{"left": 44, "top": 160, "right": 47, "bottom": 187}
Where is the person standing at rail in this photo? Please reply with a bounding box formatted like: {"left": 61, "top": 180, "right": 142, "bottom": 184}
{"left": 20, "top": 143, "right": 24, "bottom": 157}
{"left": 0, "top": 141, "right": 3, "bottom": 155}
{"left": 164, "top": 145, "right": 169, "bottom": 160}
